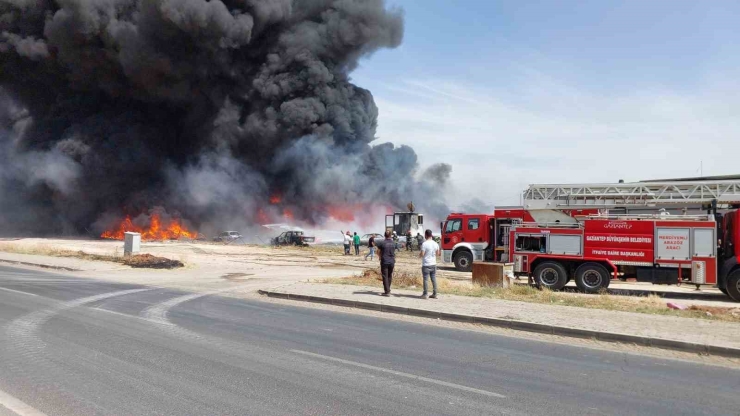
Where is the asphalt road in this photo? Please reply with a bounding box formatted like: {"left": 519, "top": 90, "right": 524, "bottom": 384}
{"left": 0, "top": 265, "right": 738, "bottom": 416}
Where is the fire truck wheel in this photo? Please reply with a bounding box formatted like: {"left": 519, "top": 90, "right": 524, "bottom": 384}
{"left": 726, "top": 270, "right": 740, "bottom": 302}
{"left": 453, "top": 251, "right": 473, "bottom": 272}
{"left": 533, "top": 262, "right": 568, "bottom": 291}
{"left": 575, "top": 263, "right": 609, "bottom": 293}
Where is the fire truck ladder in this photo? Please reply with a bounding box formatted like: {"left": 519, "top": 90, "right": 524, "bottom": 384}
{"left": 522, "top": 180, "right": 740, "bottom": 209}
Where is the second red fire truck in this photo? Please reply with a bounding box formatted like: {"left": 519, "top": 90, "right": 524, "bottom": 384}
{"left": 441, "top": 178, "right": 740, "bottom": 302}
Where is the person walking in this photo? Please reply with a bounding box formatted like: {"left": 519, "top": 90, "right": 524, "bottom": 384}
{"left": 419, "top": 229, "right": 440, "bottom": 299}
{"left": 376, "top": 230, "right": 396, "bottom": 296}
{"left": 405, "top": 230, "right": 412, "bottom": 251}
{"left": 364, "top": 234, "right": 376, "bottom": 261}
{"left": 353, "top": 232, "right": 360, "bottom": 255}
{"left": 392, "top": 231, "right": 399, "bottom": 252}
{"left": 342, "top": 231, "right": 351, "bottom": 255}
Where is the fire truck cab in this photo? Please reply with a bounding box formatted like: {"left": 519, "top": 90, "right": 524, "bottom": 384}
{"left": 441, "top": 208, "right": 597, "bottom": 272}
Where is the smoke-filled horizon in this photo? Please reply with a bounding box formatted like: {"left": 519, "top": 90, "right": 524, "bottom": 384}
{"left": 0, "top": 0, "right": 452, "bottom": 237}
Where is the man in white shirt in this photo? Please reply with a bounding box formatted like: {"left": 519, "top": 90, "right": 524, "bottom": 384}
{"left": 341, "top": 231, "right": 351, "bottom": 255}
{"left": 418, "top": 229, "right": 440, "bottom": 299}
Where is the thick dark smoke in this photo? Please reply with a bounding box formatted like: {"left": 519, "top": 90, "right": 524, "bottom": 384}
{"left": 0, "top": 0, "right": 450, "bottom": 236}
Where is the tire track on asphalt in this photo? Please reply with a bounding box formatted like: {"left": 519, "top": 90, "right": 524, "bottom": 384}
{"left": 7, "top": 288, "right": 151, "bottom": 353}
{"left": 140, "top": 287, "right": 510, "bottom": 402}
{"left": 141, "top": 285, "right": 254, "bottom": 343}
{"left": 2, "top": 288, "right": 151, "bottom": 414}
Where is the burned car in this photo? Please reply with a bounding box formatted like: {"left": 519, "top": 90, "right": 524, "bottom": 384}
{"left": 360, "top": 233, "right": 384, "bottom": 246}
{"left": 213, "top": 231, "right": 242, "bottom": 242}
{"left": 271, "top": 230, "right": 315, "bottom": 246}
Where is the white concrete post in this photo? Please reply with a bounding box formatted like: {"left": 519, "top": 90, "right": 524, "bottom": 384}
{"left": 124, "top": 232, "right": 141, "bottom": 257}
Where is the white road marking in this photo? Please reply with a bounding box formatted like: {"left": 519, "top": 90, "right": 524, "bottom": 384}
{"left": 7, "top": 288, "right": 152, "bottom": 351}
{"left": 143, "top": 285, "right": 253, "bottom": 323}
{"left": 0, "top": 287, "right": 38, "bottom": 297}
{"left": 143, "top": 292, "right": 205, "bottom": 323}
{"left": 0, "top": 387, "right": 47, "bottom": 416}
{"left": 89, "top": 307, "right": 174, "bottom": 326}
{"left": 291, "top": 349, "right": 506, "bottom": 399}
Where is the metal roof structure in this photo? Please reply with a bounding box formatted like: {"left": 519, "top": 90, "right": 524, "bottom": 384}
{"left": 522, "top": 179, "right": 740, "bottom": 209}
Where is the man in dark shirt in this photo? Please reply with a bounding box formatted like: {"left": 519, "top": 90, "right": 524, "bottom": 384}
{"left": 376, "top": 230, "right": 396, "bottom": 296}
{"left": 364, "top": 235, "right": 375, "bottom": 261}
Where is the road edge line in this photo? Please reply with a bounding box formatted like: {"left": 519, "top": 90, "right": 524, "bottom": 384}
{"left": 0, "top": 387, "right": 47, "bottom": 416}
{"left": 291, "top": 349, "right": 505, "bottom": 398}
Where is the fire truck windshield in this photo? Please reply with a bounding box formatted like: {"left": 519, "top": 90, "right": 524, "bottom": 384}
{"left": 445, "top": 219, "right": 462, "bottom": 233}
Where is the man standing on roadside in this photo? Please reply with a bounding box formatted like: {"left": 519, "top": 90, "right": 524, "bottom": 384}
{"left": 342, "top": 231, "right": 351, "bottom": 255}
{"left": 364, "top": 234, "right": 375, "bottom": 261}
{"left": 419, "top": 229, "right": 440, "bottom": 299}
{"left": 353, "top": 232, "right": 360, "bottom": 255}
{"left": 376, "top": 230, "right": 395, "bottom": 296}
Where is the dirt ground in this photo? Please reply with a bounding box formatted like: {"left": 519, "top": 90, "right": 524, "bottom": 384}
{"left": 0, "top": 237, "right": 736, "bottom": 310}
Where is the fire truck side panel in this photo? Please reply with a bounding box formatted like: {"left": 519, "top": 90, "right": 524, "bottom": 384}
{"left": 513, "top": 217, "right": 720, "bottom": 286}
{"left": 583, "top": 220, "right": 654, "bottom": 265}
{"left": 509, "top": 227, "right": 603, "bottom": 275}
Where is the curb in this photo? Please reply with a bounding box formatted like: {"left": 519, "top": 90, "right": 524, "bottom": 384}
{"left": 258, "top": 289, "right": 740, "bottom": 359}
{"left": 0, "top": 258, "right": 81, "bottom": 272}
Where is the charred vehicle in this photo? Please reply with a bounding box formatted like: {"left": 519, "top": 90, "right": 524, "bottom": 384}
{"left": 272, "top": 230, "right": 315, "bottom": 247}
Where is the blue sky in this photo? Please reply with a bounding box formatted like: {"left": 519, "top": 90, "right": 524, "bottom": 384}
{"left": 352, "top": 1, "right": 740, "bottom": 206}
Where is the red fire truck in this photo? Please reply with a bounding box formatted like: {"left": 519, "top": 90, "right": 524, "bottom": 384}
{"left": 441, "top": 207, "right": 597, "bottom": 271}
{"left": 442, "top": 178, "right": 740, "bottom": 301}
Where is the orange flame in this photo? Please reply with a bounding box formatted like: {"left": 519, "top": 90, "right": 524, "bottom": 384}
{"left": 256, "top": 208, "right": 270, "bottom": 224}
{"left": 283, "top": 208, "right": 294, "bottom": 219}
{"left": 327, "top": 205, "right": 357, "bottom": 222}
{"left": 100, "top": 213, "right": 198, "bottom": 241}
{"left": 269, "top": 193, "right": 282, "bottom": 204}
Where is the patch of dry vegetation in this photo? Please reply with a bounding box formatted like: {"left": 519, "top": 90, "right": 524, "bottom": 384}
{"left": 323, "top": 267, "right": 740, "bottom": 323}
{"left": 0, "top": 243, "right": 183, "bottom": 269}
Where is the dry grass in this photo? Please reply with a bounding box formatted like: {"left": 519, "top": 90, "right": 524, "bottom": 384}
{"left": 0, "top": 243, "right": 183, "bottom": 269}
{"left": 323, "top": 267, "right": 740, "bottom": 323}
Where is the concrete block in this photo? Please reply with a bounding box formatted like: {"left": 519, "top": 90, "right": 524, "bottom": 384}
{"left": 331, "top": 299, "right": 356, "bottom": 308}
{"left": 355, "top": 301, "right": 382, "bottom": 311}
{"left": 706, "top": 345, "right": 740, "bottom": 358}
{"left": 380, "top": 305, "right": 409, "bottom": 314}
{"left": 406, "top": 308, "right": 440, "bottom": 319}
{"left": 472, "top": 262, "right": 513, "bottom": 288}
{"left": 123, "top": 232, "right": 141, "bottom": 257}
{"left": 306, "top": 296, "right": 333, "bottom": 305}
{"left": 508, "top": 320, "right": 553, "bottom": 335}
{"left": 473, "top": 316, "right": 511, "bottom": 329}
{"left": 597, "top": 331, "right": 650, "bottom": 347}
{"left": 648, "top": 338, "right": 708, "bottom": 354}
{"left": 437, "top": 312, "right": 475, "bottom": 323}
{"left": 552, "top": 326, "right": 600, "bottom": 340}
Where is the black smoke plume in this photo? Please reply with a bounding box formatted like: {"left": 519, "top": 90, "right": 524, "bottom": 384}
{"left": 0, "top": 0, "right": 450, "bottom": 236}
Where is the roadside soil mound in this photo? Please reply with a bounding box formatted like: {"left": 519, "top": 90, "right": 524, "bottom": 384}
{"left": 122, "top": 254, "right": 184, "bottom": 269}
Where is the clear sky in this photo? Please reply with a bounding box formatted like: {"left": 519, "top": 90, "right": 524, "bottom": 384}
{"left": 352, "top": 0, "right": 740, "bottom": 207}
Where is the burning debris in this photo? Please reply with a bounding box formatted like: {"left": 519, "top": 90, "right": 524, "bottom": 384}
{"left": 99, "top": 208, "right": 198, "bottom": 241}
{"left": 0, "top": 0, "right": 451, "bottom": 237}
